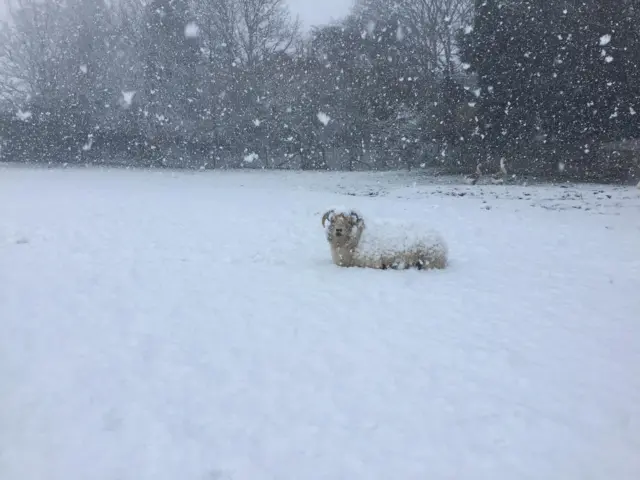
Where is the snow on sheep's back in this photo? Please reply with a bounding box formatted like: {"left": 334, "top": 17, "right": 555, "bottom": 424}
{"left": 1, "top": 165, "right": 639, "bottom": 480}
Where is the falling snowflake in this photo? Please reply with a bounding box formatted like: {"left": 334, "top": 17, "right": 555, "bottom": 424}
{"left": 184, "top": 22, "right": 200, "bottom": 38}
{"left": 464, "top": 25, "right": 473, "bottom": 34}
{"left": 79, "top": 64, "right": 88, "bottom": 74}
{"left": 558, "top": 161, "right": 566, "bottom": 172}
{"left": 16, "top": 110, "right": 32, "bottom": 121}
{"left": 120, "top": 90, "right": 136, "bottom": 109}
{"left": 253, "top": 119, "right": 261, "bottom": 127}
{"left": 396, "top": 26, "right": 405, "bottom": 41}
{"left": 599, "top": 34, "right": 612, "bottom": 46}
{"left": 243, "top": 152, "right": 259, "bottom": 163}
{"left": 317, "top": 112, "right": 331, "bottom": 126}
{"left": 461, "top": 63, "right": 471, "bottom": 70}
{"left": 605, "top": 55, "right": 613, "bottom": 63}
{"left": 630, "top": 107, "right": 636, "bottom": 116}
{"left": 82, "top": 135, "right": 94, "bottom": 152}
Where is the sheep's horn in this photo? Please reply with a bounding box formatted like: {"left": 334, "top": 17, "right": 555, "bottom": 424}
{"left": 350, "top": 210, "right": 361, "bottom": 221}
{"left": 322, "top": 210, "right": 334, "bottom": 227}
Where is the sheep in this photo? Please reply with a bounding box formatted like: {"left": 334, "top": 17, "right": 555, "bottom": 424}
{"left": 321, "top": 207, "right": 449, "bottom": 270}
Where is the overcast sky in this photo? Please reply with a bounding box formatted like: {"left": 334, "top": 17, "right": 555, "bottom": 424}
{"left": 286, "top": 0, "right": 353, "bottom": 31}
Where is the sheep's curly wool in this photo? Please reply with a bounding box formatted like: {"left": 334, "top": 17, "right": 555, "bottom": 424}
{"left": 321, "top": 207, "right": 448, "bottom": 270}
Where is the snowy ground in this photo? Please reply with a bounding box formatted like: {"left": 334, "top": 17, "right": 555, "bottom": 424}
{"left": 1, "top": 163, "right": 640, "bottom": 480}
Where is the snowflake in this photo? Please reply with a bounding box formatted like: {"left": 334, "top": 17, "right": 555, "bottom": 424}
{"left": 317, "top": 112, "right": 331, "bottom": 126}
{"left": 82, "top": 135, "right": 94, "bottom": 152}
{"left": 16, "top": 109, "right": 32, "bottom": 121}
{"left": 120, "top": 90, "right": 136, "bottom": 109}
{"left": 599, "top": 34, "right": 612, "bottom": 46}
{"left": 184, "top": 22, "right": 200, "bottom": 38}
{"left": 243, "top": 152, "right": 259, "bottom": 163}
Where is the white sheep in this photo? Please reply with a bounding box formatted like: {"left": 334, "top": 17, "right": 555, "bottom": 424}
{"left": 321, "top": 207, "right": 449, "bottom": 270}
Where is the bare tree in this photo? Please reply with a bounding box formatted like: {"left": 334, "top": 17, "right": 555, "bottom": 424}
{"left": 236, "top": 0, "right": 300, "bottom": 69}
{"left": 354, "top": 0, "right": 473, "bottom": 76}
{"left": 191, "top": 0, "right": 299, "bottom": 70}
{"left": 190, "top": 0, "right": 301, "bottom": 163}
{"left": 0, "top": 0, "right": 66, "bottom": 107}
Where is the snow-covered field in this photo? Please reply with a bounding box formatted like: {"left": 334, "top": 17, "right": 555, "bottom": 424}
{"left": 1, "top": 163, "right": 640, "bottom": 480}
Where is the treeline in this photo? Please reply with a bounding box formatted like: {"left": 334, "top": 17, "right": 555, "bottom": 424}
{"left": 460, "top": 0, "right": 640, "bottom": 180}
{"left": 0, "top": 0, "right": 638, "bottom": 180}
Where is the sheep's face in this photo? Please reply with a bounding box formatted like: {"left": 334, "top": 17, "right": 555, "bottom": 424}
{"left": 322, "top": 209, "right": 363, "bottom": 248}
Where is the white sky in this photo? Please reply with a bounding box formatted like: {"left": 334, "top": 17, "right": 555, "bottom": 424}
{"left": 286, "top": 0, "right": 353, "bottom": 30}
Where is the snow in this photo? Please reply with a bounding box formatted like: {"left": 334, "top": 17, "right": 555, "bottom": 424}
{"left": 366, "top": 20, "right": 376, "bottom": 35}
{"left": 600, "top": 34, "right": 612, "bottom": 46}
{"left": 120, "top": 90, "right": 137, "bottom": 109}
{"left": 323, "top": 205, "right": 357, "bottom": 218}
{"left": 349, "top": 214, "right": 448, "bottom": 267}
{"left": 317, "top": 112, "right": 331, "bottom": 126}
{"left": 243, "top": 152, "right": 259, "bottom": 163}
{"left": 1, "top": 165, "right": 640, "bottom": 480}
{"left": 184, "top": 22, "right": 200, "bottom": 38}
{"left": 82, "top": 135, "right": 94, "bottom": 152}
{"left": 16, "top": 109, "right": 32, "bottom": 121}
